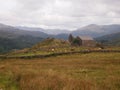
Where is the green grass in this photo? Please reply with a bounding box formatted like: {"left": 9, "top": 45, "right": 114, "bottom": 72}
{"left": 6, "top": 46, "right": 90, "bottom": 58}
{"left": 5, "top": 38, "right": 120, "bottom": 58}
{"left": 0, "top": 73, "right": 18, "bottom": 90}
{"left": 0, "top": 52, "right": 120, "bottom": 90}
{"left": 6, "top": 38, "right": 89, "bottom": 57}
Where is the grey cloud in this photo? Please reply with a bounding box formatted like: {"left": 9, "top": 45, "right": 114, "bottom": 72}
{"left": 0, "top": 0, "right": 120, "bottom": 29}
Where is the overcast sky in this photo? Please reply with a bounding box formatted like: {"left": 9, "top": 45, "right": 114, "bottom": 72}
{"left": 0, "top": 0, "right": 120, "bottom": 30}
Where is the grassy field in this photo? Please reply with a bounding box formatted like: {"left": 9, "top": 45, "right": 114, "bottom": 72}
{"left": 0, "top": 52, "right": 120, "bottom": 90}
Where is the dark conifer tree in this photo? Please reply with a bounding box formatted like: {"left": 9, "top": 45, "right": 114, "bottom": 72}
{"left": 68, "top": 34, "right": 74, "bottom": 43}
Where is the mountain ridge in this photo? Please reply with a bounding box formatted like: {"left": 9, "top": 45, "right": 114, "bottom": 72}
{"left": 0, "top": 23, "right": 120, "bottom": 53}
{"left": 17, "top": 26, "right": 71, "bottom": 35}
{"left": 95, "top": 32, "right": 120, "bottom": 46}
{"left": 72, "top": 24, "right": 120, "bottom": 37}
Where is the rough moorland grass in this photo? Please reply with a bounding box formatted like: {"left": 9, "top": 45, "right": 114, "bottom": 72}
{"left": 0, "top": 52, "right": 120, "bottom": 90}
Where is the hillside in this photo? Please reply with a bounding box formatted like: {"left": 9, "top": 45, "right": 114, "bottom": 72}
{"left": 0, "top": 36, "right": 43, "bottom": 53}
{"left": 96, "top": 32, "right": 120, "bottom": 46}
{"left": 72, "top": 24, "right": 120, "bottom": 37}
{"left": 1, "top": 23, "right": 120, "bottom": 53}
{"left": 0, "top": 23, "right": 70, "bottom": 53}
{"left": 31, "top": 38, "right": 70, "bottom": 50}
{"left": 17, "top": 26, "right": 71, "bottom": 35}
{"left": 18, "top": 24, "right": 120, "bottom": 38}
{"left": 0, "top": 23, "right": 50, "bottom": 38}
{"left": 54, "top": 34, "right": 69, "bottom": 40}
{"left": 8, "top": 38, "right": 71, "bottom": 56}
{"left": 0, "top": 23, "right": 48, "bottom": 53}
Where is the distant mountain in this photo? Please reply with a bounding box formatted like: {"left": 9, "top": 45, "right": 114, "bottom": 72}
{"left": 17, "top": 26, "right": 70, "bottom": 40}
{"left": 1, "top": 23, "right": 120, "bottom": 53}
{"left": 72, "top": 24, "right": 120, "bottom": 38}
{"left": 17, "top": 24, "right": 120, "bottom": 38}
{"left": 0, "top": 24, "right": 50, "bottom": 39}
{"left": 45, "top": 29, "right": 71, "bottom": 35}
{"left": 96, "top": 32, "right": 120, "bottom": 46}
{"left": 17, "top": 26, "right": 71, "bottom": 35}
{"left": 0, "top": 36, "right": 43, "bottom": 53}
{"left": 54, "top": 34, "right": 69, "bottom": 40}
{"left": 0, "top": 23, "right": 48, "bottom": 53}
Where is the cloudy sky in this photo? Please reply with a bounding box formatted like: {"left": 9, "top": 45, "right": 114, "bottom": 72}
{"left": 0, "top": 0, "right": 120, "bottom": 30}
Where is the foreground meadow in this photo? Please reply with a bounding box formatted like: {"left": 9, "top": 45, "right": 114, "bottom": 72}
{"left": 0, "top": 52, "right": 120, "bottom": 90}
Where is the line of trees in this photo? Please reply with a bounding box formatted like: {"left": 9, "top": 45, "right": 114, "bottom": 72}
{"left": 68, "top": 34, "right": 82, "bottom": 46}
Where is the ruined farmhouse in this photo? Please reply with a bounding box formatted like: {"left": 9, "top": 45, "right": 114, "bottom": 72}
{"left": 68, "top": 34, "right": 96, "bottom": 47}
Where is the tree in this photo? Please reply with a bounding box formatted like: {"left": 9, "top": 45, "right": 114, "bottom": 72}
{"left": 68, "top": 34, "right": 74, "bottom": 43}
{"left": 72, "top": 37, "right": 82, "bottom": 46}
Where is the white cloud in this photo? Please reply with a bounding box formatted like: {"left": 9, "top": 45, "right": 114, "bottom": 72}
{"left": 0, "top": 0, "right": 120, "bottom": 30}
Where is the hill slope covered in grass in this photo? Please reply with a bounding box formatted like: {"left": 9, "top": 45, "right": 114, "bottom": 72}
{"left": 8, "top": 38, "right": 72, "bottom": 56}
{"left": 96, "top": 32, "right": 120, "bottom": 46}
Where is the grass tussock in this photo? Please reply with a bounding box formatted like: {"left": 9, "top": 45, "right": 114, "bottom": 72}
{"left": 0, "top": 52, "right": 120, "bottom": 90}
